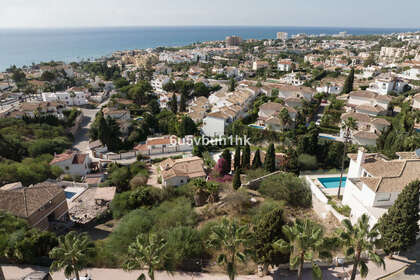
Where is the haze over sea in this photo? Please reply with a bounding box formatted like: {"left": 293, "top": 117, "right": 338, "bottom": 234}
{"left": 0, "top": 26, "right": 419, "bottom": 71}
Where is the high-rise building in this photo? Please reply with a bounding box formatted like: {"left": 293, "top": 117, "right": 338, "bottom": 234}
{"left": 276, "top": 32, "right": 288, "bottom": 40}
{"left": 225, "top": 36, "right": 243, "bottom": 47}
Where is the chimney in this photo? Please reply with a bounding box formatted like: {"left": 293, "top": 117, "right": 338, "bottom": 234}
{"left": 356, "top": 147, "right": 366, "bottom": 177}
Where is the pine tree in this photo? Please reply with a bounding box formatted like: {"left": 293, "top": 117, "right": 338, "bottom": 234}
{"left": 232, "top": 169, "right": 241, "bottom": 190}
{"left": 264, "top": 143, "right": 276, "bottom": 172}
{"left": 342, "top": 68, "right": 354, "bottom": 94}
{"left": 169, "top": 93, "right": 178, "bottom": 114}
{"left": 234, "top": 146, "right": 241, "bottom": 170}
{"left": 251, "top": 148, "right": 262, "bottom": 169}
{"left": 221, "top": 149, "right": 232, "bottom": 173}
{"left": 378, "top": 180, "right": 420, "bottom": 255}
{"left": 180, "top": 92, "right": 187, "bottom": 112}
{"left": 241, "top": 144, "right": 251, "bottom": 169}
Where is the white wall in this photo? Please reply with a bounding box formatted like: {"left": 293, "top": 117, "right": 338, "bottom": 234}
{"left": 202, "top": 117, "right": 226, "bottom": 137}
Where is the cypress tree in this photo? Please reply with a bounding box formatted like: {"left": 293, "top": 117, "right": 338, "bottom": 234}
{"left": 285, "top": 148, "right": 300, "bottom": 175}
{"left": 180, "top": 92, "right": 187, "bottom": 112}
{"left": 378, "top": 180, "right": 420, "bottom": 255}
{"left": 264, "top": 143, "right": 276, "bottom": 172}
{"left": 252, "top": 149, "right": 263, "bottom": 169}
{"left": 234, "top": 146, "right": 241, "bottom": 170}
{"left": 229, "top": 77, "right": 236, "bottom": 92}
{"left": 169, "top": 93, "right": 178, "bottom": 114}
{"left": 241, "top": 144, "right": 251, "bottom": 169}
{"left": 221, "top": 149, "right": 232, "bottom": 173}
{"left": 232, "top": 169, "right": 241, "bottom": 190}
{"left": 342, "top": 68, "right": 354, "bottom": 94}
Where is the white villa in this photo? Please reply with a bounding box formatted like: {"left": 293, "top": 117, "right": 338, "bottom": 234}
{"left": 202, "top": 111, "right": 231, "bottom": 137}
{"left": 340, "top": 112, "right": 390, "bottom": 147}
{"left": 42, "top": 91, "right": 88, "bottom": 106}
{"left": 160, "top": 156, "right": 206, "bottom": 187}
{"left": 50, "top": 150, "right": 91, "bottom": 176}
{"left": 342, "top": 148, "right": 420, "bottom": 227}
{"left": 277, "top": 59, "right": 293, "bottom": 72}
{"left": 151, "top": 75, "right": 171, "bottom": 93}
{"left": 347, "top": 90, "right": 392, "bottom": 112}
{"left": 367, "top": 76, "right": 408, "bottom": 95}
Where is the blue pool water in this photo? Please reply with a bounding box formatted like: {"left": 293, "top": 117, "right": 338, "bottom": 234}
{"left": 65, "top": 191, "right": 77, "bottom": 199}
{"left": 249, "top": 124, "right": 265, "bottom": 130}
{"left": 319, "top": 135, "right": 336, "bottom": 140}
{"left": 319, "top": 177, "right": 347, "bottom": 189}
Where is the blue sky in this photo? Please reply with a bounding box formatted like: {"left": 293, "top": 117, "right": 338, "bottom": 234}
{"left": 0, "top": 0, "right": 419, "bottom": 28}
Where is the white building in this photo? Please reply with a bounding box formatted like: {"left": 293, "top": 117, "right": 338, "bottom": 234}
{"left": 367, "top": 76, "right": 408, "bottom": 95}
{"left": 401, "top": 67, "right": 420, "bottom": 81}
{"left": 347, "top": 91, "right": 392, "bottom": 111}
{"left": 342, "top": 148, "right": 420, "bottom": 227}
{"left": 50, "top": 151, "right": 91, "bottom": 176}
{"left": 316, "top": 83, "right": 342, "bottom": 95}
{"left": 42, "top": 91, "right": 88, "bottom": 106}
{"left": 151, "top": 75, "right": 171, "bottom": 93}
{"left": 202, "top": 112, "right": 231, "bottom": 137}
{"left": 277, "top": 60, "right": 292, "bottom": 72}
{"left": 160, "top": 156, "right": 206, "bottom": 187}
{"left": 276, "top": 32, "right": 288, "bottom": 40}
{"left": 340, "top": 112, "right": 390, "bottom": 147}
{"left": 252, "top": 61, "right": 270, "bottom": 71}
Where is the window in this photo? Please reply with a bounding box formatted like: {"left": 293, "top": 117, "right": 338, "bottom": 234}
{"left": 376, "top": 193, "right": 391, "bottom": 202}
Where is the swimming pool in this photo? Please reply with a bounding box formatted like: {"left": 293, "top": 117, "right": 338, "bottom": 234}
{"left": 319, "top": 135, "right": 336, "bottom": 140}
{"left": 318, "top": 177, "right": 347, "bottom": 189}
{"left": 65, "top": 191, "right": 77, "bottom": 199}
{"left": 248, "top": 124, "right": 265, "bottom": 130}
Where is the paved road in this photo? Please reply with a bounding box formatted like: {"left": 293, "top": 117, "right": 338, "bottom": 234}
{"left": 386, "top": 241, "right": 420, "bottom": 280}
{"left": 73, "top": 99, "right": 109, "bottom": 155}
{"left": 73, "top": 108, "right": 99, "bottom": 153}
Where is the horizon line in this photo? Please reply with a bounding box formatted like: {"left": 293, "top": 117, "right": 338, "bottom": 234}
{"left": 0, "top": 24, "right": 419, "bottom": 31}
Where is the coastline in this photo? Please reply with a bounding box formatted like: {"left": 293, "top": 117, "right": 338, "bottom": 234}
{"left": 1, "top": 25, "right": 419, "bottom": 71}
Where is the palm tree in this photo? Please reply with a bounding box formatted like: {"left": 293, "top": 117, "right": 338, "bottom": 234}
{"left": 337, "top": 214, "right": 385, "bottom": 280}
{"left": 274, "top": 219, "right": 331, "bottom": 280}
{"left": 123, "top": 233, "right": 167, "bottom": 280}
{"left": 206, "top": 182, "right": 220, "bottom": 204}
{"left": 338, "top": 117, "right": 357, "bottom": 198}
{"left": 49, "top": 231, "right": 95, "bottom": 280}
{"left": 192, "top": 178, "right": 208, "bottom": 206}
{"left": 207, "top": 218, "right": 249, "bottom": 280}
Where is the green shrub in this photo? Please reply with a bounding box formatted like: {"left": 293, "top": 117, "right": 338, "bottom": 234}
{"left": 259, "top": 172, "right": 312, "bottom": 208}
{"left": 298, "top": 154, "right": 318, "bottom": 171}
{"left": 328, "top": 200, "right": 351, "bottom": 217}
{"left": 110, "top": 187, "right": 161, "bottom": 219}
{"left": 164, "top": 226, "right": 207, "bottom": 271}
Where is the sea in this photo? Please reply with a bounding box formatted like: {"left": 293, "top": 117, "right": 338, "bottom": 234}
{"left": 0, "top": 26, "right": 419, "bottom": 71}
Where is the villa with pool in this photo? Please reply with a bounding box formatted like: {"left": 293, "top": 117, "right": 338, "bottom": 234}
{"left": 342, "top": 148, "right": 420, "bottom": 227}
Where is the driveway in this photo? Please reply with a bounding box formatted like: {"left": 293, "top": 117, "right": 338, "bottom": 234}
{"left": 385, "top": 241, "right": 420, "bottom": 280}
